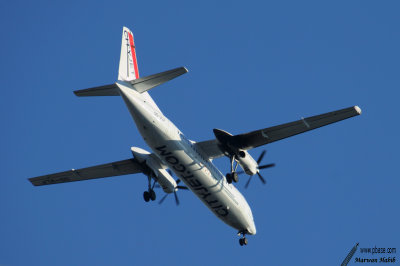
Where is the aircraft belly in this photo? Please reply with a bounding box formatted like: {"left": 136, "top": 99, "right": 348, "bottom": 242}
{"left": 118, "top": 85, "right": 255, "bottom": 233}
{"left": 150, "top": 138, "right": 254, "bottom": 233}
{"left": 118, "top": 85, "right": 169, "bottom": 146}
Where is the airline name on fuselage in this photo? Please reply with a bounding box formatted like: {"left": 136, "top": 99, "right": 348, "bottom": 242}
{"left": 155, "top": 145, "right": 229, "bottom": 217}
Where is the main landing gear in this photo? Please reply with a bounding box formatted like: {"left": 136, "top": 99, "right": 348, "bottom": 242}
{"left": 143, "top": 190, "right": 156, "bottom": 202}
{"left": 238, "top": 231, "right": 248, "bottom": 246}
{"left": 226, "top": 155, "right": 239, "bottom": 184}
{"left": 143, "top": 176, "right": 156, "bottom": 202}
{"left": 226, "top": 172, "right": 238, "bottom": 184}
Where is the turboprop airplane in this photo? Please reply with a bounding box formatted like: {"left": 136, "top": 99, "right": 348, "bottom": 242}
{"left": 29, "top": 26, "right": 362, "bottom": 246}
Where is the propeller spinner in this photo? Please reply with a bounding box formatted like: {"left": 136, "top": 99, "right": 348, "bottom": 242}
{"left": 242, "top": 150, "right": 275, "bottom": 188}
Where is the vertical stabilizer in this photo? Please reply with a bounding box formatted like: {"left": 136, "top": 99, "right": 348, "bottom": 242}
{"left": 118, "top": 27, "right": 139, "bottom": 82}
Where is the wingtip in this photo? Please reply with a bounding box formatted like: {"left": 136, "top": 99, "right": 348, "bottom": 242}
{"left": 354, "top": 105, "right": 362, "bottom": 115}
{"left": 28, "top": 178, "right": 38, "bottom": 186}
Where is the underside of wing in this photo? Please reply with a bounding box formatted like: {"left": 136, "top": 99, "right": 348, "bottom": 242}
{"left": 232, "top": 106, "right": 362, "bottom": 150}
{"left": 29, "top": 159, "right": 143, "bottom": 186}
{"left": 194, "top": 139, "right": 225, "bottom": 159}
{"left": 196, "top": 106, "right": 361, "bottom": 158}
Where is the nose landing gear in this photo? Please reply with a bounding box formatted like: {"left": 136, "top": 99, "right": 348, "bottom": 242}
{"left": 238, "top": 231, "right": 248, "bottom": 246}
{"left": 239, "top": 237, "right": 248, "bottom": 246}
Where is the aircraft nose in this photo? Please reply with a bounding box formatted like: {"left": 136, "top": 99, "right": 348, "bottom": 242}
{"left": 247, "top": 220, "right": 257, "bottom": 235}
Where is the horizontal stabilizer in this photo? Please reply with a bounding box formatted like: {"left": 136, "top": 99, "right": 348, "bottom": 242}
{"left": 131, "top": 67, "right": 188, "bottom": 93}
{"left": 74, "top": 84, "right": 119, "bottom": 97}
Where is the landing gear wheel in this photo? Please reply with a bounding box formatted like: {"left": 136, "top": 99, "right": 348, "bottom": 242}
{"left": 143, "top": 191, "right": 150, "bottom": 202}
{"left": 150, "top": 189, "right": 156, "bottom": 201}
{"left": 239, "top": 237, "right": 248, "bottom": 246}
{"left": 238, "top": 231, "right": 248, "bottom": 246}
{"left": 226, "top": 173, "right": 232, "bottom": 184}
{"left": 232, "top": 172, "right": 239, "bottom": 183}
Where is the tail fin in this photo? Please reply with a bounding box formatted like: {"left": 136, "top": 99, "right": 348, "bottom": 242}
{"left": 118, "top": 27, "right": 139, "bottom": 82}
{"left": 73, "top": 27, "right": 188, "bottom": 97}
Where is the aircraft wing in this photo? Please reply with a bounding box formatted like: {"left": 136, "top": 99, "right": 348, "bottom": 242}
{"left": 195, "top": 139, "right": 225, "bottom": 159}
{"left": 195, "top": 106, "right": 361, "bottom": 157}
{"left": 29, "top": 159, "right": 143, "bottom": 186}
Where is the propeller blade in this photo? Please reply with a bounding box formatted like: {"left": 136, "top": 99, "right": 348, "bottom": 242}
{"left": 257, "top": 150, "right": 267, "bottom": 164}
{"left": 158, "top": 194, "right": 169, "bottom": 204}
{"left": 158, "top": 180, "right": 188, "bottom": 205}
{"left": 257, "top": 172, "right": 266, "bottom": 184}
{"left": 245, "top": 175, "right": 253, "bottom": 189}
{"left": 174, "top": 191, "right": 180, "bottom": 206}
{"left": 258, "top": 163, "right": 276, "bottom": 170}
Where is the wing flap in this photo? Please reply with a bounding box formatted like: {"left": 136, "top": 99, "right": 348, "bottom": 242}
{"left": 29, "top": 159, "right": 142, "bottom": 186}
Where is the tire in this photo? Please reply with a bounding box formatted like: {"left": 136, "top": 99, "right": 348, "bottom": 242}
{"left": 143, "top": 191, "right": 150, "bottom": 202}
{"left": 150, "top": 190, "right": 156, "bottom": 201}
{"left": 232, "top": 172, "right": 239, "bottom": 183}
{"left": 239, "top": 238, "right": 243, "bottom": 246}
{"left": 226, "top": 173, "right": 232, "bottom": 184}
{"left": 243, "top": 238, "right": 248, "bottom": 245}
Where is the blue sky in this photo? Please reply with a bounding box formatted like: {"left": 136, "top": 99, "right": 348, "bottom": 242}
{"left": 0, "top": 0, "right": 399, "bottom": 265}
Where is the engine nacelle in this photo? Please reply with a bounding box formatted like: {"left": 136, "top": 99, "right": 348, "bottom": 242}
{"left": 131, "top": 147, "right": 176, "bottom": 193}
{"left": 237, "top": 150, "right": 258, "bottom": 176}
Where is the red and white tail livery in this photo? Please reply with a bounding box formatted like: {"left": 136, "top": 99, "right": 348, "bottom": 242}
{"left": 118, "top": 27, "right": 139, "bottom": 81}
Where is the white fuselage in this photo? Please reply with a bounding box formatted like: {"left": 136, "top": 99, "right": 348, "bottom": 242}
{"left": 117, "top": 82, "right": 256, "bottom": 235}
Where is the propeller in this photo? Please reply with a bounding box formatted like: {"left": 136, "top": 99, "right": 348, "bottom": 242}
{"left": 158, "top": 170, "right": 188, "bottom": 206}
{"left": 242, "top": 150, "right": 276, "bottom": 189}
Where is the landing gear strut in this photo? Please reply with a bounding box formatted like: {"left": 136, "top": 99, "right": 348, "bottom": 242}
{"left": 238, "top": 231, "right": 248, "bottom": 246}
{"left": 143, "top": 176, "right": 156, "bottom": 202}
{"left": 226, "top": 155, "right": 239, "bottom": 184}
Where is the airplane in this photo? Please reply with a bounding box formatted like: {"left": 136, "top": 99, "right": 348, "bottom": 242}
{"left": 29, "top": 26, "right": 362, "bottom": 246}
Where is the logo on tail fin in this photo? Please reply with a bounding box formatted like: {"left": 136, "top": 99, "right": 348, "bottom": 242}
{"left": 118, "top": 27, "right": 139, "bottom": 81}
